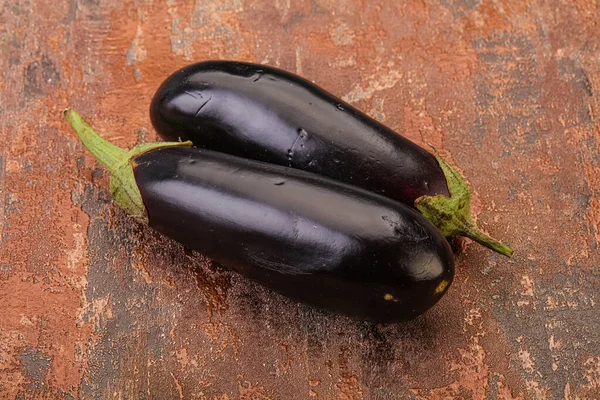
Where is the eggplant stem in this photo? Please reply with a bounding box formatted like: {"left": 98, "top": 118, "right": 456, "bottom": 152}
{"left": 63, "top": 109, "right": 192, "bottom": 221}
{"left": 64, "top": 109, "right": 127, "bottom": 173}
{"left": 463, "top": 226, "right": 514, "bottom": 258}
{"left": 415, "top": 152, "right": 514, "bottom": 258}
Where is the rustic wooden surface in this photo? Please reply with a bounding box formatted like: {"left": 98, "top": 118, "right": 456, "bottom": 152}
{"left": 1, "top": 0, "right": 599, "bottom": 398}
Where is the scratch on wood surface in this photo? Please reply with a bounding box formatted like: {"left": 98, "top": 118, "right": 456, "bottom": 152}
{"left": 342, "top": 68, "right": 403, "bottom": 104}
{"left": 295, "top": 46, "right": 303, "bottom": 75}
{"left": 67, "top": 231, "right": 86, "bottom": 271}
{"left": 125, "top": 24, "right": 147, "bottom": 65}
{"left": 171, "top": 372, "right": 184, "bottom": 399}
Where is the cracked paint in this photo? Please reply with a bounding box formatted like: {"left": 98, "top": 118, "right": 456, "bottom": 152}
{"left": 0, "top": 0, "right": 599, "bottom": 398}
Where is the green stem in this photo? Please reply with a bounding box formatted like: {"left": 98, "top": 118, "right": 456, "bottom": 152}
{"left": 64, "top": 109, "right": 127, "bottom": 173}
{"left": 64, "top": 109, "right": 192, "bottom": 222}
{"left": 415, "top": 150, "right": 514, "bottom": 258}
{"left": 463, "top": 226, "right": 514, "bottom": 258}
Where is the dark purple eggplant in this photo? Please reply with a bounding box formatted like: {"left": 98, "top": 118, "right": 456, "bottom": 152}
{"left": 65, "top": 109, "right": 454, "bottom": 322}
{"left": 150, "top": 61, "right": 513, "bottom": 257}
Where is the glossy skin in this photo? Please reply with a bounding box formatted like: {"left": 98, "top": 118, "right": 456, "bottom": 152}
{"left": 132, "top": 147, "right": 454, "bottom": 321}
{"left": 150, "top": 61, "right": 449, "bottom": 207}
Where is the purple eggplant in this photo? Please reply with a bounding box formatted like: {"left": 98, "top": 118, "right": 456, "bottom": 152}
{"left": 65, "top": 110, "right": 454, "bottom": 322}
{"left": 150, "top": 61, "right": 513, "bottom": 257}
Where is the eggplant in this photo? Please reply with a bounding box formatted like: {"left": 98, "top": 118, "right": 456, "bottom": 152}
{"left": 150, "top": 61, "right": 513, "bottom": 257}
{"left": 65, "top": 110, "right": 454, "bottom": 322}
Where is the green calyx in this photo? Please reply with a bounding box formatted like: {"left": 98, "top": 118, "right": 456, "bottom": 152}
{"left": 415, "top": 150, "right": 514, "bottom": 258}
{"left": 64, "top": 109, "right": 192, "bottom": 223}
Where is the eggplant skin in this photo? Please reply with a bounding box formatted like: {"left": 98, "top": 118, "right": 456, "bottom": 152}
{"left": 132, "top": 147, "right": 454, "bottom": 322}
{"left": 150, "top": 60, "right": 449, "bottom": 207}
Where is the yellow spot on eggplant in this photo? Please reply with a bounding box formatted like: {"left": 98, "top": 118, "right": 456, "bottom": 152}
{"left": 383, "top": 293, "right": 398, "bottom": 302}
{"left": 435, "top": 279, "right": 450, "bottom": 294}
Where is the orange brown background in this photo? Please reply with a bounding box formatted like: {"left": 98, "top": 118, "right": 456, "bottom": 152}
{"left": 0, "top": 0, "right": 599, "bottom": 398}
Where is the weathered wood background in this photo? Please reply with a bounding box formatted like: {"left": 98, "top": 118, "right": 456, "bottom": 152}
{"left": 1, "top": 0, "right": 599, "bottom": 398}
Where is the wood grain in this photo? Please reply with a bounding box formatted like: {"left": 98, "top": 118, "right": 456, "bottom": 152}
{"left": 0, "top": 0, "right": 599, "bottom": 398}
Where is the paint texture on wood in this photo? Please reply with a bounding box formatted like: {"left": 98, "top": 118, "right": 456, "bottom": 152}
{"left": 0, "top": 0, "right": 599, "bottom": 398}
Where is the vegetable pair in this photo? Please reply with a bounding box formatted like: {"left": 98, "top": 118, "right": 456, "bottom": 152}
{"left": 65, "top": 61, "right": 512, "bottom": 322}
